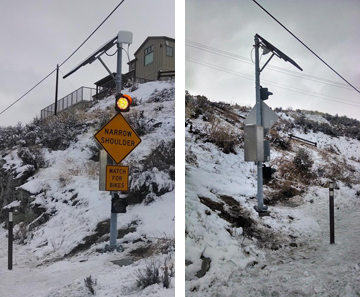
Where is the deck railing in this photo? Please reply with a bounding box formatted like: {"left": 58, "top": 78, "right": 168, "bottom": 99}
{"left": 40, "top": 87, "right": 96, "bottom": 119}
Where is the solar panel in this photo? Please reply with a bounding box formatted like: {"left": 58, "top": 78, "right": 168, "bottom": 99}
{"left": 63, "top": 36, "right": 117, "bottom": 79}
{"left": 255, "top": 34, "right": 303, "bottom": 71}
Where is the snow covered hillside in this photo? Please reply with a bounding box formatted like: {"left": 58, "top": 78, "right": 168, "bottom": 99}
{"left": 185, "top": 94, "right": 360, "bottom": 296}
{"left": 0, "top": 81, "right": 175, "bottom": 297}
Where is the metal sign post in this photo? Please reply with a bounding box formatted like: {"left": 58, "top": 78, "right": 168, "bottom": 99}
{"left": 254, "top": 35, "right": 266, "bottom": 213}
{"left": 244, "top": 34, "right": 302, "bottom": 215}
{"left": 110, "top": 192, "right": 118, "bottom": 249}
{"left": 116, "top": 41, "right": 123, "bottom": 94}
{"left": 64, "top": 31, "right": 135, "bottom": 252}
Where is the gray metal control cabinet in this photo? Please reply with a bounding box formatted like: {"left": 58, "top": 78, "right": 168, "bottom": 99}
{"left": 244, "top": 125, "right": 264, "bottom": 162}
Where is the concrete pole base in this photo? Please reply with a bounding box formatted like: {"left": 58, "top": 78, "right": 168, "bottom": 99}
{"left": 254, "top": 205, "right": 271, "bottom": 217}
{"left": 104, "top": 244, "right": 124, "bottom": 253}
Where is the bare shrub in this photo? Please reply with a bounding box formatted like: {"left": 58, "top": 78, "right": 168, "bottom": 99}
{"left": 185, "top": 147, "right": 198, "bottom": 167}
{"left": 97, "top": 111, "right": 111, "bottom": 130}
{"left": 84, "top": 275, "right": 97, "bottom": 295}
{"left": 324, "top": 144, "right": 340, "bottom": 155}
{"left": 141, "top": 140, "right": 175, "bottom": 180}
{"left": 13, "top": 222, "right": 28, "bottom": 244}
{"left": 134, "top": 258, "right": 161, "bottom": 288}
{"left": 322, "top": 160, "right": 359, "bottom": 185}
{"left": 162, "top": 263, "right": 170, "bottom": 289}
{"left": 185, "top": 94, "right": 210, "bottom": 119}
{"left": 268, "top": 129, "right": 291, "bottom": 150}
{"left": 148, "top": 87, "right": 174, "bottom": 103}
{"left": 205, "top": 119, "right": 239, "bottom": 154}
{"left": 293, "top": 148, "right": 313, "bottom": 172}
{"left": 126, "top": 110, "right": 154, "bottom": 136}
{"left": 271, "top": 155, "right": 313, "bottom": 185}
{"left": 265, "top": 181, "right": 302, "bottom": 205}
{"left": 59, "top": 173, "right": 72, "bottom": 187}
{"left": 127, "top": 170, "right": 174, "bottom": 205}
{"left": 134, "top": 254, "right": 174, "bottom": 289}
{"left": 66, "top": 159, "right": 99, "bottom": 179}
{"left": 17, "top": 146, "right": 47, "bottom": 170}
{"left": 349, "top": 156, "right": 360, "bottom": 163}
{"left": 49, "top": 236, "right": 65, "bottom": 251}
{"left": 162, "top": 255, "right": 174, "bottom": 289}
{"left": 35, "top": 113, "right": 86, "bottom": 150}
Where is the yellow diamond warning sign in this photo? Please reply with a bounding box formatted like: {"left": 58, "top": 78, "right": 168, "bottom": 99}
{"left": 94, "top": 113, "right": 141, "bottom": 164}
{"left": 106, "top": 165, "right": 129, "bottom": 191}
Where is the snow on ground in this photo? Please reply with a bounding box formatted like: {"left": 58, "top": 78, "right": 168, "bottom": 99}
{"left": 0, "top": 81, "right": 175, "bottom": 296}
{"left": 222, "top": 186, "right": 360, "bottom": 297}
{"left": 0, "top": 192, "right": 175, "bottom": 297}
{"left": 185, "top": 106, "right": 360, "bottom": 296}
{"left": 304, "top": 112, "right": 330, "bottom": 125}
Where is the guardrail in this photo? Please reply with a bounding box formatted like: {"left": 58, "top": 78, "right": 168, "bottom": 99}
{"left": 41, "top": 87, "right": 96, "bottom": 119}
{"left": 289, "top": 134, "right": 317, "bottom": 147}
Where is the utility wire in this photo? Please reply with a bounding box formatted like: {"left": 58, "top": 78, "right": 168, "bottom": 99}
{"left": 0, "top": 0, "right": 126, "bottom": 116}
{"left": 0, "top": 69, "right": 57, "bottom": 115}
{"left": 59, "top": 68, "right": 76, "bottom": 91}
{"left": 186, "top": 57, "right": 360, "bottom": 108}
{"left": 252, "top": 0, "right": 360, "bottom": 94}
{"left": 59, "top": 0, "right": 126, "bottom": 67}
{"left": 186, "top": 40, "right": 360, "bottom": 91}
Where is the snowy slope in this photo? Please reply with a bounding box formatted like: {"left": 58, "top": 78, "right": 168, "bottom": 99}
{"left": 185, "top": 98, "right": 360, "bottom": 296}
{"left": 0, "top": 81, "right": 175, "bottom": 297}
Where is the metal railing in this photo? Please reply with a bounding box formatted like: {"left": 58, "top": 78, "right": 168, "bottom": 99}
{"left": 41, "top": 87, "right": 96, "bottom": 119}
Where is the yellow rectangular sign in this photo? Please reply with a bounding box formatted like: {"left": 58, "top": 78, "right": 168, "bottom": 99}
{"left": 106, "top": 165, "right": 129, "bottom": 191}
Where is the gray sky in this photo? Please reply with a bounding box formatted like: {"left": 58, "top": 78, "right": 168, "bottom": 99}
{"left": 0, "top": 0, "right": 174, "bottom": 126}
{"left": 186, "top": 0, "right": 360, "bottom": 120}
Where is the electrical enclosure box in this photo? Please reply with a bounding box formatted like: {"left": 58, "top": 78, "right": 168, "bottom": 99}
{"left": 244, "top": 125, "right": 264, "bottom": 162}
{"left": 118, "top": 31, "right": 133, "bottom": 44}
{"left": 264, "top": 140, "right": 270, "bottom": 161}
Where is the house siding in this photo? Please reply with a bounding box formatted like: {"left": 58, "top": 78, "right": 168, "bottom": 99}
{"left": 135, "top": 37, "right": 175, "bottom": 81}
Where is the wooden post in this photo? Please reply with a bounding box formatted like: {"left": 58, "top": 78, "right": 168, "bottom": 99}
{"left": 8, "top": 210, "right": 13, "bottom": 270}
{"left": 54, "top": 64, "right": 59, "bottom": 116}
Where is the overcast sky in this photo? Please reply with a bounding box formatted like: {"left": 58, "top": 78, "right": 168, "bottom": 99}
{"left": 0, "top": 0, "right": 174, "bottom": 126}
{"left": 186, "top": 0, "right": 360, "bottom": 120}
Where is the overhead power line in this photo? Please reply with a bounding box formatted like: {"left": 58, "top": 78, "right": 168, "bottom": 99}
{"left": 186, "top": 57, "right": 360, "bottom": 108}
{"left": 252, "top": 0, "right": 360, "bottom": 94}
{"left": 59, "top": 0, "right": 126, "bottom": 67}
{"left": 186, "top": 40, "right": 360, "bottom": 91}
{"left": 0, "top": 0, "right": 126, "bottom": 116}
{"left": 0, "top": 69, "right": 57, "bottom": 116}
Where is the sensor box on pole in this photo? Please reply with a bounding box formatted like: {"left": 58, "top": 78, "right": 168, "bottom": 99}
{"left": 117, "top": 31, "right": 133, "bottom": 45}
{"left": 244, "top": 125, "right": 264, "bottom": 162}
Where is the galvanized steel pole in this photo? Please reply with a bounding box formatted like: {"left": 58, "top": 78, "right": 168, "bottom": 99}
{"left": 254, "top": 35, "right": 265, "bottom": 212}
{"left": 109, "top": 37, "right": 124, "bottom": 250}
{"left": 110, "top": 192, "right": 118, "bottom": 249}
{"left": 116, "top": 41, "right": 123, "bottom": 94}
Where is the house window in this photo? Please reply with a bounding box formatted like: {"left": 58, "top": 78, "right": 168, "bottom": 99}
{"left": 144, "top": 52, "right": 153, "bottom": 65}
{"left": 144, "top": 45, "right": 154, "bottom": 55}
{"left": 144, "top": 45, "right": 154, "bottom": 65}
{"left": 166, "top": 46, "right": 174, "bottom": 57}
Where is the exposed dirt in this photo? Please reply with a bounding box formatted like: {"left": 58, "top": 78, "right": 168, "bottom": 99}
{"left": 198, "top": 194, "right": 291, "bottom": 250}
